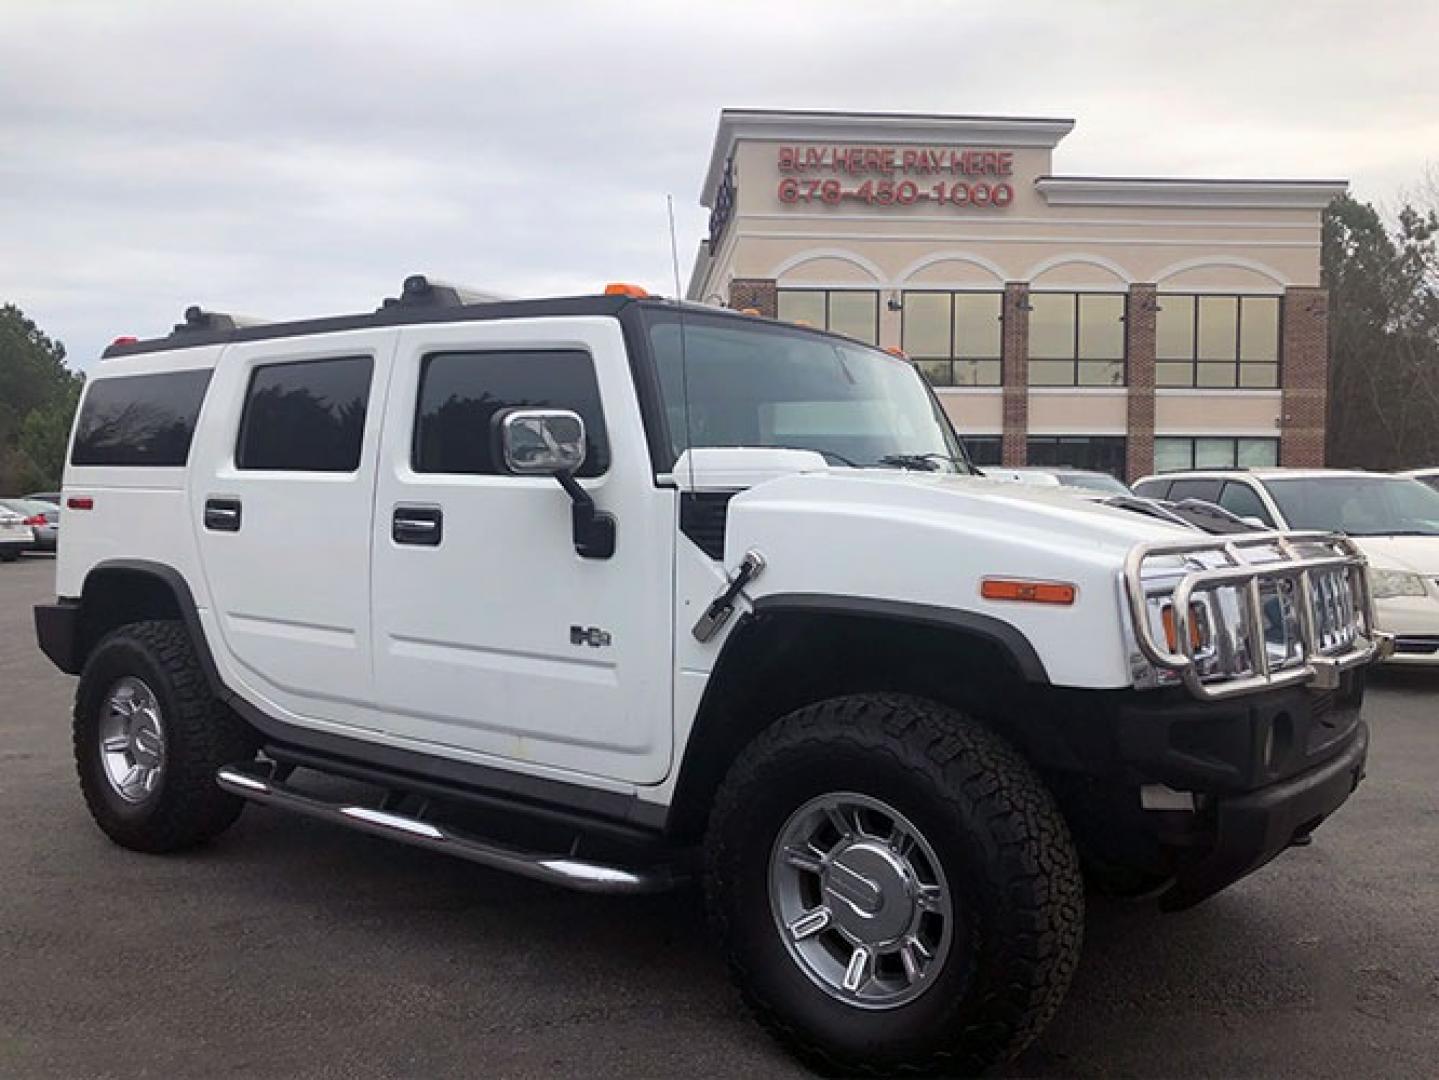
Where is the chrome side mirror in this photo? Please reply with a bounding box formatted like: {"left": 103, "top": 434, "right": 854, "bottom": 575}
{"left": 494, "top": 407, "right": 613, "bottom": 559}
{"left": 498, "top": 409, "right": 587, "bottom": 476}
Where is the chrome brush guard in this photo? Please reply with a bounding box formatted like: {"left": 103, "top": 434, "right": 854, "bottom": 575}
{"left": 1124, "top": 531, "right": 1392, "bottom": 701}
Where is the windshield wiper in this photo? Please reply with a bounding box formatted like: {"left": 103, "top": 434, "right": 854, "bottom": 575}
{"left": 875, "top": 452, "right": 962, "bottom": 472}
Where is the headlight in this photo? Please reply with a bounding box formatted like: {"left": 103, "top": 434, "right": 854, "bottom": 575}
{"left": 1370, "top": 567, "right": 1427, "bottom": 599}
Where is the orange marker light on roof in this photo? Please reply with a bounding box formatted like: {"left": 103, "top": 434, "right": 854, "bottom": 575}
{"left": 885, "top": 346, "right": 909, "bottom": 360}
{"left": 604, "top": 282, "right": 649, "bottom": 298}
{"left": 111, "top": 336, "right": 139, "bottom": 347}
{"left": 980, "top": 578, "right": 1077, "bottom": 605}
{"left": 739, "top": 307, "right": 761, "bottom": 316}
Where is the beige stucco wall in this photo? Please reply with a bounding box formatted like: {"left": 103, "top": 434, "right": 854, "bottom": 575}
{"left": 699, "top": 137, "right": 1323, "bottom": 304}
{"left": 1154, "top": 391, "right": 1283, "bottom": 434}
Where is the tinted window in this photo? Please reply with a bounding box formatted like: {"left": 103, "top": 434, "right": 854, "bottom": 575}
{"left": 1265, "top": 476, "right": 1439, "bottom": 536}
{"left": 71, "top": 369, "right": 212, "bottom": 467}
{"left": 1168, "top": 478, "right": 1223, "bottom": 503}
{"left": 237, "top": 356, "right": 373, "bottom": 472}
{"left": 1132, "top": 478, "right": 1171, "bottom": 500}
{"left": 414, "top": 350, "right": 609, "bottom": 477}
{"left": 1219, "top": 481, "right": 1274, "bottom": 526}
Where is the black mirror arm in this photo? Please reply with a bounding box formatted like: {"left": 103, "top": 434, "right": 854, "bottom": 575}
{"left": 553, "top": 470, "right": 615, "bottom": 559}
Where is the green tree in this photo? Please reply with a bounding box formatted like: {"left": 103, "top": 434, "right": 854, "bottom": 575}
{"left": 0, "top": 304, "right": 84, "bottom": 492}
{"left": 1323, "top": 194, "right": 1439, "bottom": 469}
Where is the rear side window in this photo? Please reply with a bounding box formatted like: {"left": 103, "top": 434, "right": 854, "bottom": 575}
{"left": 413, "top": 350, "right": 609, "bottom": 477}
{"left": 1168, "top": 478, "right": 1223, "bottom": 504}
{"left": 1132, "top": 478, "right": 1171, "bottom": 499}
{"left": 237, "top": 356, "right": 373, "bottom": 472}
{"left": 71, "top": 369, "right": 212, "bottom": 467}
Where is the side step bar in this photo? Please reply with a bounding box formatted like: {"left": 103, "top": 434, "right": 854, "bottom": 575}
{"left": 216, "top": 763, "right": 685, "bottom": 895}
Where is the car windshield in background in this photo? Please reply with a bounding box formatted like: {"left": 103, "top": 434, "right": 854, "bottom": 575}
{"left": 1266, "top": 476, "right": 1439, "bottom": 536}
{"left": 645, "top": 310, "right": 965, "bottom": 472}
{"left": 1055, "top": 471, "right": 1131, "bottom": 495}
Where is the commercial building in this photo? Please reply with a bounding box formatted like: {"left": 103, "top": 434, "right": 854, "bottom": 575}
{"left": 687, "top": 109, "right": 1345, "bottom": 480}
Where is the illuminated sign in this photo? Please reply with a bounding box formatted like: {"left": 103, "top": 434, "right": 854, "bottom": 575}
{"left": 776, "top": 145, "right": 1015, "bottom": 209}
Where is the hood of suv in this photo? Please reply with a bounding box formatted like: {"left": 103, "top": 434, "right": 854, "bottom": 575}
{"left": 1346, "top": 534, "right": 1439, "bottom": 575}
{"left": 733, "top": 468, "right": 1189, "bottom": 555}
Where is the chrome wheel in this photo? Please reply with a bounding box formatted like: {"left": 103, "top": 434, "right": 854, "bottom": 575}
{"left": 98, "top": 676, "right": 166, "bottom": 804}
{"left": 769, "top": 792, "right": 953, "bottom": 1010}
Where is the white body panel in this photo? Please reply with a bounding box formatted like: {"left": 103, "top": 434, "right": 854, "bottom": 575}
{"left": 189, "top": 330, "right": 398, "bottom": 730}
{"left": 724, "top": 470, "right": 1185, "bottom": 690}
{"left": 368, "top": 318, "right": 675, "bottom": 785}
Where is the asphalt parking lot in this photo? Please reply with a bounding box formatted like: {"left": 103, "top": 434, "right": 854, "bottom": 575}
{"left": 2, "top": 554, "right": 1437, "bottom": 1079}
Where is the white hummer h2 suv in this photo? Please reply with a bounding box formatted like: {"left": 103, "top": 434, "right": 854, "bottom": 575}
{"left": 36, "top": 277, "right": 1387, "bottom": 1075}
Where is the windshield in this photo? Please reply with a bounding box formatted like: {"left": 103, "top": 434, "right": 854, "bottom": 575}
{"left": 1266, "top": 475, "right": 1439, "bottom": 536}
{"left": 1055, "top": 471, "right": 1131, "bottom": 495}
{"left": 645, "top": 310, "right": 966, "bottom": 472}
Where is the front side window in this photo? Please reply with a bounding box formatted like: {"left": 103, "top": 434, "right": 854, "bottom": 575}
{"left": 1028, "top": 293, "right": 1125, "bottom": 387}
{"left": 413, "top": 350, "right": 609, "bottom": 478}
{"left": 776, "top": 289, "right": 879, "bottom": 345}
{"left": 901, "top": 291, "right": 1002, "bottom": 387}
{"left": 1153, "top": 436, "right": 1279, "bottom": 473}
{"left": 1265, "top": 476, "right": 1439, "bottom": 536}
{"left": 237, "top": 356, "right": 373, "bottom": 472}
{"left": 1156, "top": 295, "right": 1280, "bottom": 388}
{"left": 645, "top": 310, "right": 963, "bottom": 472}
{"left": 71, "top": 369, "right": 213, "bottom": 467}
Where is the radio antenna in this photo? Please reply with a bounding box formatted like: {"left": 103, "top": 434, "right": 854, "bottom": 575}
{"left": 666, "top": 194, "right": 697, "bottom": 493}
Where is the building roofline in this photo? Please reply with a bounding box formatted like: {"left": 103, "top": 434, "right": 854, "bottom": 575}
{"left": 700, "top": 108, "right": 1077, "bottom": 206}
{"left": 1036, "top": 175, "right": 1348, "bottom": 210}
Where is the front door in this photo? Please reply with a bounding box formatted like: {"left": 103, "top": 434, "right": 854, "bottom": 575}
{"left": 370, "top": 317, "right": 674, "bottom": 786}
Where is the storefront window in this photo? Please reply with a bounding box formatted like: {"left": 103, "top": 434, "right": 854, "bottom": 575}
{"left": 777, "top": 289, "right": 879, "bottom": 345}
{"left": 1156, "top": 295, "right": 1280, "bottom": 388}
{"left": 961, "top": 435, "right": 1003, "bottom": 466}
{"left": 1026, "top": 435, "right": 1127, "bottom": 479}
{"left": 1153, "top": 435, "right": 1279, "bottom": 472}
{"left": 1028, "top": 293, "right": 1125, "bottom": 387}
{"left": 901, "top": 290, "right": 1002, "bottom": 387}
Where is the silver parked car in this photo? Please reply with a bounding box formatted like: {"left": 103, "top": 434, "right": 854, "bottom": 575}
{"left": 0, "top": 505, "right": 32, "bottom": 561}
{"left": 0, "top": 498, "right": 58, "bottom": 552}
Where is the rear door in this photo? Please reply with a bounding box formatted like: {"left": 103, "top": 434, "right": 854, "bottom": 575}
{"left": 369, "top": 316, "right": 675, "bottom": 786}
{"left": 190, "top": 330, "right": 396, "bottom": 731}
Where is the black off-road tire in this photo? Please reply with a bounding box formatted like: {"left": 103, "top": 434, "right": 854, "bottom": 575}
{"left": 705, "top": 693, "right": 1084, "bottom": 1076}
{"left": 74, "top": 620, "right": 256, "bottom": 853}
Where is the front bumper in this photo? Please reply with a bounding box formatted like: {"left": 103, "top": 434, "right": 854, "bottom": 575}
{"left": 1159, "top": 720, "right": 1367, "bottom": 910}
{"left": 1374, "top": 594, "right": 1439, "bottom": 664}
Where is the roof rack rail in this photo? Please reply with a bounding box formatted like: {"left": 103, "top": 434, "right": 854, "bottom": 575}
{"left": 378, "top": 275, "right": 513, "bottom": 311}
{"left": 173, "top": 306, "right": 271, "bottom": 334}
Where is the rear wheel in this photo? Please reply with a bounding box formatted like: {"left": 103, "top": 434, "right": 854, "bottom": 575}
{"left": 74, "top": 620, "right": 256, "bottom": 852}
{"left": 705, "top": 693, "right": 1083, "bottom": 1076}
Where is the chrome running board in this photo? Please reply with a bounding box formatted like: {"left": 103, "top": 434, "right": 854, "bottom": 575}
{"left": 216, "top": 762, "right": 683, "bottom": 895}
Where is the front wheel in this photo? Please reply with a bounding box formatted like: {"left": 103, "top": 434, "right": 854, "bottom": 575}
{"left": 705, "top": 694, "right": 1083, "bottom": 1076}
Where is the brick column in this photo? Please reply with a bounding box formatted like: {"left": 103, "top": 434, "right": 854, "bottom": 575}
{"left": 1125, "top": 284, "right": 1157, "bottom": 481}
{"left": 728, "top": 278, "right": 777, "bottom": 318}
{"left": 1281, "top": 287, "right": 1328, "bottom": 467}
{"left": 1001, "top": 282, "right": 1029, "bottom": 466}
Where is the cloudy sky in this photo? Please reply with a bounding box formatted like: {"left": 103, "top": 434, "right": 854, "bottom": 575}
{"left": 4, "top": 0, "right": 1436, "bottom": 368}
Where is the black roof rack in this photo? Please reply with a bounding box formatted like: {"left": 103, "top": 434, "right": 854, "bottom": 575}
{"left": 172, "top": 306, "right": 271, "bottom": 335}
{"left": 377, "top": 275, "right": 512, "bottom": 311}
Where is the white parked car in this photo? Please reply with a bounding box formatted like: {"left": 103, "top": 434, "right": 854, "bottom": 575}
{"left": 34, "top": 282, "right": 1388, "bottom": 1075}
{"left": 1135, "top": 468, "right": 1439, "bottom": 665}
{"left": 983, "top": 466, "right": 1132, "bottom": 495}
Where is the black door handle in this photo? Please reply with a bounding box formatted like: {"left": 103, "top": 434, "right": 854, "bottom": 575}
{"left": 204, "top": 498, "right": 242, "bottom": 532}
{"left": 393, "top": 505, "right": 442, "bottom": 546}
